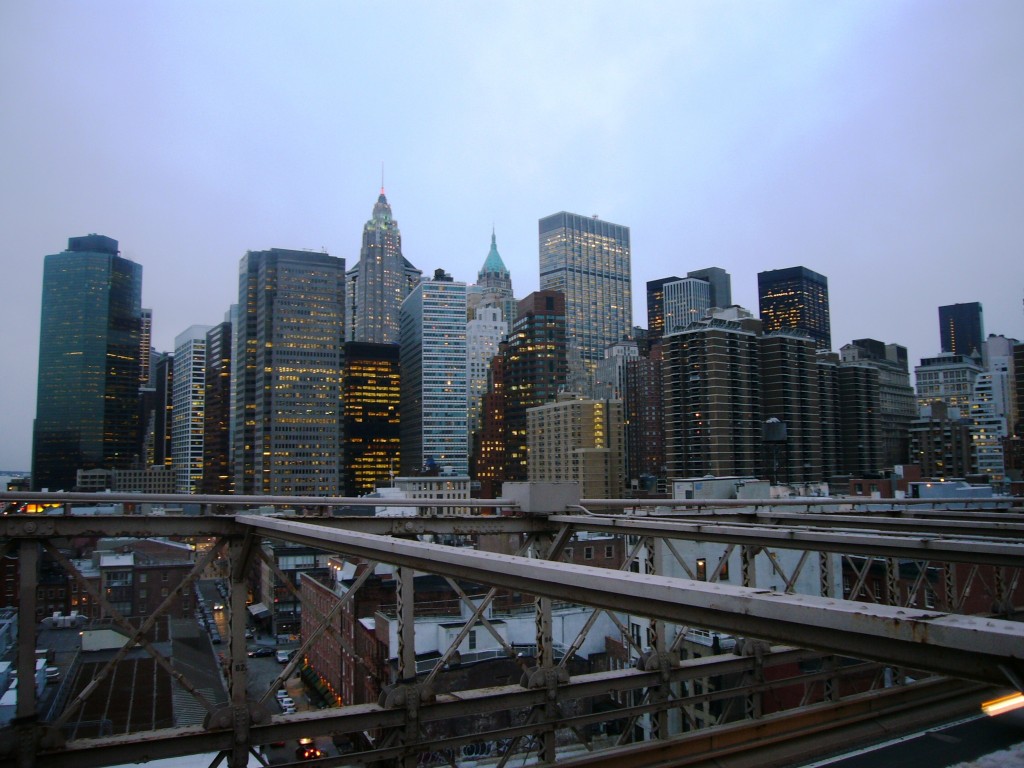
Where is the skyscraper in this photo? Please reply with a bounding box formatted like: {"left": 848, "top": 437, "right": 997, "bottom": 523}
{"left": 32, "top": 235, "right": 143, "bottom": 491}
{"left": 939, "top": 302, "right": 984, "bottom": 359}
{"left": 662, "top": 277, "right": 711, "bottom": 334}
{"left": 232, "top": 248, "right": 346, "bottom": 495}
{"left": 646, "top": 276, "right": 682, "bottom": 343}
{"left": 342, "top": 341, "right": 401, "bottom": 496}
{"left": 468, "top": 229, "right": 516, "bottom": 336}
{"left": 757, "top": 266, "right": 831, "bottom": 351}
{"left": 472, "top": 291, "right": 568, "bottom": 496}
{"left": 399, "top": 269, "right": 468, "bottom": 476}
{"left": 662, "top": 308, "right": 762, "bottom": 478}
{"left": 347, "top": 188, "right": 421, "bottom": 344}
{"left": 172, "top": 325, "right": 212, "bottom": 494}
{"left": 539, "top": 212, "right": 631, "bottom": 384}
{"left": 840, "top": 339, "right": 916, "bottom": 468}
{"left": 201, "top": 318, "right": 233, "bottom": 495}
{"left": 686, "top": 267, "right": 732, "bottom": 310}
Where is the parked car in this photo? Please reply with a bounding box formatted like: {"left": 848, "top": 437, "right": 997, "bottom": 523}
{"left": 248, "top": 647, "right": 274, "bottom": 658}
{"left": 276, "top": 650, "right": 291, "bottom": 663}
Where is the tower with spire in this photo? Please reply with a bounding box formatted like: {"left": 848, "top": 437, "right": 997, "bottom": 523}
{"left": 468, "top": 228, "right": 516, "bottom": 334}
{"left": 346, "top": 187, "right": 422, "bottom": 344}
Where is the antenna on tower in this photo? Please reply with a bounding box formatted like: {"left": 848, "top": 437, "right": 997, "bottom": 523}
{"left": 381, "top": 162, "right": 385, "bottom": 194}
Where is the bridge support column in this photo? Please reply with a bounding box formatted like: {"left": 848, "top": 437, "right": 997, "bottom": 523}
{"left": 15, "top": 540, "right": 39, "bottom": 768}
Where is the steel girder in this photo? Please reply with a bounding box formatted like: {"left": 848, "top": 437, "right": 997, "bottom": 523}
{"left": 238, "top": 515, "right": 1024, "bottom": 688}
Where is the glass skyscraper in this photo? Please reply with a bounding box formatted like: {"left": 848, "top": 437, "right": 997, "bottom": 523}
{"left": 32, "top": 235, "right": 143, "bottom": 491}
{"left": 232, "top": 248, "right": 346, "bottom": 495}
{"left": 757, "top": 266, "right": 832, "bottom": 351}
{"left": 539, "top": 212, "right": 631, "bottom": 385}
{"left": 939, "top": 302, "right": 984, "bottom": 359}
{"left": 399, "top": 270, "right": 468, "bottom": 477}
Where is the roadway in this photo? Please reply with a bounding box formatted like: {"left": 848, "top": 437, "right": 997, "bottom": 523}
{"left": 803, "top": 708, "right": 1024, "bottom": 768}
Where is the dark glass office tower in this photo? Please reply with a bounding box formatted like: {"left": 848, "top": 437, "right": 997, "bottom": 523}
{"left": 938, "top": 302, "right": 984, "bottom": 359}
{"left": 233, "top": 248, "right": 346, "bottom": 495}
{"left": 757, "top": 266, "right": 831, "bottom": 351}
{"left": 343, "top": 341, "right": 401, "bottom": 496}
{"left": 32, "top": 235, "right": 143, "bottom": 491}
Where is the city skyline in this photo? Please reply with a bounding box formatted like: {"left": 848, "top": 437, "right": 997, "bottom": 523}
{"left": 3, "top": 2, "right": 1023, "bottom": 470}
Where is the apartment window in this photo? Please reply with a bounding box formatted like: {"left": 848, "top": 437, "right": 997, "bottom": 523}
{"left": 468, "top": 629, "right": 477, "bottom": 651}
{"left": 696, "top": 558, "right": 707, "bottom": 581}
{"left": 584, "top": 547, "right": 594, "bottom": 560}
{"left": 605, "top": 545, "right": 614, "bottom": 559}
{"left": 564, "top": 548, "right": 573, "bottom": 560}
{"left": 718, "top": 555, "right": 730, "bottom": 581}
{"left": 140, "top": 573, "right": 147, "bottom": 584}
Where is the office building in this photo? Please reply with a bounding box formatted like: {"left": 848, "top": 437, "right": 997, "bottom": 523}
{"left": 539, "top": 212, "right": 631, "bottom": 385}
{"left": 646, "top": 276, "right": 682, "bottom": 343}
{"left": 347, "top": 189, "right": 422, "bottom": 344}
{"left": 201, "top": 318, "right": 233, "bottom": 495}
{"left": 233, "top": 248, "right": 346, "bottom": 495}
{"left": 757, "top": 266, "right": 831, "bottom": 351}
{"left": 836, "top": 363, "right": 884, "bottom": 476}
{"left": 528, "top": 393, "right": 625, "bottom": 500}
{"left": 663, "top": 277, "right": 711, "bottom": 334}
{"left": 172, "top": 325, "right": 212, "bottom": 494}
{"left": 594, "top": 339, "right": 640, "bottom": 401}
{"left": 915, "top": 353, "right": 983, "bottom": 414}
{"left": 939, "top": 302, "right": 984, "bottom": 359}
{"left": 140, "top": 308, "right": 153, "bottom": 385}
{"left": 909, "top": 402, "right": 973, "bottom": 479}
{"left": 145, "top": 352, "right": 174, "bottom": 469}
{"left": 969, "top": 336, "right": 1016, "bottom": 482}
{"left": 686, "top": 267, "right": 732, "bottom": 310}
{"left": 498, "top": 291, "right": 569, "bottom": 485}
{"left": 342, "top": 341, "right": 401, "bottom": 496}
{"left": 840, "top": 339, "right": 916, "bottom": 468}
{"left": 399, "top": 270, "right": 468, "bottom": 477}
{"left": 32, "top": 235, "right": 143, "bottom": 491}
{"left": 623, "top": 347, "right": 665, "bottom": 493}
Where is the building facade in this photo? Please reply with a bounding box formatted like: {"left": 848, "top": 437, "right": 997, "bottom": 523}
{"left": 527, "top": 393, "right": 625, "bottom": 500}
{"left": 662, "top": 310, "right": 763, "bottom": 479}
{"left": 840, "top": 339, "right": 916, "bottom": 469}
{"left": 757, "top": 266, "right": 831, "bottom": 351}
{"left": 232, "top": 248, "right": 346, "bottom": 495}
{"left": 467, "top": 229, "right": 516, "bottom": 336}
{"left": 915, "top": 353, "right": 983, "bottom": 415}
{"left": 539, "top": 212, "right": 631, "bottom": 386}
{"left": 759, "top": 331, "right": 824, "bottom": 484}
{"left": 342, "top": 341, "right": 401, "bottom": 496}
{"left": 201, "top": 319, "right": 233, "bottom": 495}
{"left": 172, "top": 325, "right": 212, "bottom": 494}
{"left": 646, "top": 276, "right": 682, "bottom": 344}
{"left": 32, "top": 235, "right": 143, "bottom": 491}
{"left": 939, "top": 302, "right": 984, "bottom": 359}
{"left": 467, "top": 305, "right": 507, "bottom": 441}
{"left": 399, "top": 270, "right": 469, "bottom": 477}
{"left": 347, "top": 190, "right": 421, "bottom": 344}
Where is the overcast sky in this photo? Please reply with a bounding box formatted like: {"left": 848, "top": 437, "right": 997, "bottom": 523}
{"left": 1, "top": 1, "right": 1022, "bottom": 472}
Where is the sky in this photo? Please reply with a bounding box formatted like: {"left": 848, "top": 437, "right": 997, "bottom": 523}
{"left": 1, "top": 1, "right": 1022, "bottom": 472}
